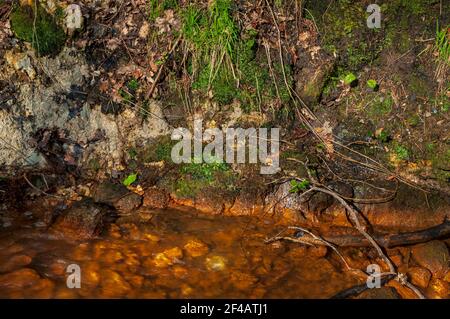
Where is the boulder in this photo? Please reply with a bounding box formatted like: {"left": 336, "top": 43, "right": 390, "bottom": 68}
{"left": 92, "top": 181, "right": 142, "bottom": 215}
{"left": 50, "top": 199, "right": 113, "bottom": 240}
{"left": 143, "top": 187, "right": 170, "bottom": 209}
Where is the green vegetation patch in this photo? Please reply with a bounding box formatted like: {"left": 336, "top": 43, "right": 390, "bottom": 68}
{"left": 10, "top": 3, "right": 66, "bottom": 56}
{"left": 366, "top": 94, "right": 394, "bottom": 118}
{"left": 183, "top": 1, "right": 292, "bottom": 111}
{"left": 172, "top": 157, "right": 236, "bottom": 198}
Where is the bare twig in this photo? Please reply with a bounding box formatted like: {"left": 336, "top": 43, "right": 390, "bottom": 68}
{"left": 145, "top": 34, "right": 182, "bottom": 100}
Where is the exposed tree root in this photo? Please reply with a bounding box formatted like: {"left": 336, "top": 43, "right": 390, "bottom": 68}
{"left": 266, "top": 185, "right": 427, "bottom": 299}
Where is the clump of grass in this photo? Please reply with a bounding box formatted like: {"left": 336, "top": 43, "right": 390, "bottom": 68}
{"left": 172, "top": 155, "right": 235, "bottom": 198}
{"left": 374, "top": 129, "right": 391, "bottom": 143}
{"left": 183, "top": 1, "right": 239, "bottom": 105}
{"left": 119, "top": 78, "right": 140, "bottom": 105}
{"left": 10, "top": 3, "right": 66, "bottom": 56}
{"left": 435, "top": 23, "right": 450, "bottom": 65}
{"left": 183, "top": 0, "right": 238, "bottom": 73}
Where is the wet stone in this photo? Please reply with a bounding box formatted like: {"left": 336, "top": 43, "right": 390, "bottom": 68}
{"left": 411, "top": 241, "right": 449, "bottom": 279}
{"left": 114, "top": 192, "right": 142, "bottom": 215}
{"left": 427, "top": 278, "right": 449, "bottom": 299}
{"left": 50, "top": 199, "right": 111, "bottom": 240}
{"left": 407, "top": 267, "right": 431, "bottom": 289}
{"left": 92, "top": 182, "right": 129, "bottom": 205}
{"left": 356, "top": 287, "right": 401, "bottom": 299}
{"left": 143, "top": 187, "right": 170, "bottom": 209}
{"left": 184, "top": 239, "right": 209, "bottom": 257}
{"left": 0, "top": 254, "right": 32, "bottom": 273}
{"left": 205, "top": 255, "right": 227, "bottom": 272}
{"left": 0, "top": 268, "right": 41, "bottom": 290}
{"left": 100, "top": 269, "right": 131, "bottom": 297}
{"left": 152, "top": 247, "right": 183, "bottom": 268}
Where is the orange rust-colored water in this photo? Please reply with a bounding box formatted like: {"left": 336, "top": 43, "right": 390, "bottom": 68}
{"left": 0, "top": 208, "right": 362, "bottom": 298}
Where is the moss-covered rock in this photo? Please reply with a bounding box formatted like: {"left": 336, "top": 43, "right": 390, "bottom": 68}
{"left": 10, "top": 2, "right": 66, "bottom": 56}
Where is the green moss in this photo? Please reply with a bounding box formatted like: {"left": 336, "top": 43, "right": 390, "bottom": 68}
{"left": 400, "top": 0, "right": 429, "bottom": 15}
{"left": 10, "top": 3, "right": 66, "bottom": 56}
{"left": 173, "top": 159, "right": 235, "bottom": 198}
{"left": 319, "top": 0, "right": 379, "bottom": 71}
{"left": 180, "top": 160, "right": 229, "bottom": 182}
{"left": 408, "top": 74, "right": 430, "bottom": 98}
{"left": 366, "top": 94, "right": 393, "bottom": 118}
{"left": 88, "top": 158, "right": 101, "bottom": 171}
{"left": 424, "top": 143, "right": 450, "bottom": 182}
{"left": 407, "top": 114, "right": 421, "bottom": 127}
{"left": 141, "top": 136, "right": 177, "bottom": 163}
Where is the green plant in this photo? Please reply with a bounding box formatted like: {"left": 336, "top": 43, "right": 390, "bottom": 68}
{"left": 123, "top": 173, "right": 138, "bottom": 186}
{"left": 127, "top": 78, "right": 140, "bottom": 91}
{"left": 367, "top": 79, "right": 379, "bottom": 91}
{"left": 394, "top": 145, "right": 410, "bottom": 161}
{"left": 343, "top": 73, "right": 357, "bottom": 85}
{"left": 10, "top": 3, "right": 66, "bottom": 56}
{"left": 289, "top": 179, "right": 310, "bottom": 193}
{"left": 435, "top": 23, "right": 450, "bottom": 65}
{"left": 374, "top": 129, "right": 390, "bottom": 143}
{"left": 120, "top": 79, "right": 140, "bottom": 104}
{"left": 128, "top": 148, "right": 137, "bottom": 160}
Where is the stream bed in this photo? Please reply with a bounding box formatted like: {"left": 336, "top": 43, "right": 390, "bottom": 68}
{"left": 0, "top": 207, "right": 362, "bottom": 298}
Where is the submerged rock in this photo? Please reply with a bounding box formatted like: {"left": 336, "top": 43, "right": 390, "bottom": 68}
{"left": 184, "top": 239, "right": 209, "bottom": 258}
{"left": 411, "top": 241, "right": 449, "bottom": 279}
{"left": 407, "top": 267, "right": 432, "bottom": 289}
{"left": 0, "top": 268, "right": 41, "bottom": 289}
{"left": 205, "top": 255, "right": 227, "bottom": 272}
{"left": 427, "top": 278, "right": 449, "bottom": 299}
{"left": 356, "top": 287, "right": 401, "bottom": 299}
{"left": 50, "top": 199, "right": 113, "bottom": 240}
{"left": 0, "top": 254, "right": 32, "bottom": 273}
